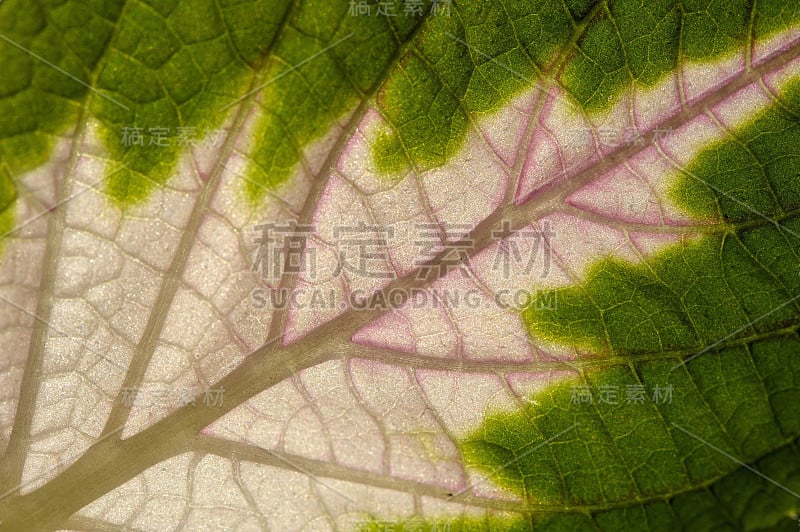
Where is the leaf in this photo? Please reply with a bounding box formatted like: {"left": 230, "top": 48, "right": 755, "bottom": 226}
{"left": 0, "top": 0, "right": 799, "bottom": 530}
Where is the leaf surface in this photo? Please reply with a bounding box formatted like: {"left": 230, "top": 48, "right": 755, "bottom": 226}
{"left": 0, "top": 1, "right": 799, "bottom": 530}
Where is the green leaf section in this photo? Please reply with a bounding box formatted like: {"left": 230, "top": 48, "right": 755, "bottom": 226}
{"left": 0, "top": 0, "right": 125, "bottom": 241}
{"left": 362, "top": 439, "right": 800, "bottom": 529}
{"left": 441, "top": 79, "right": 800, "bottom": 528}
{"left": 367, "top": 76, "right": 800, "bottom": 532}
{"left": 242, "top": 1, "right": 426, "bottom": 202}
{"left": 0, "top": 0, "right": 428, "bottom": 213}
{"left": 373, "top": 0, "right": 800, "bottom": 175}
{"left": 93, "top": 0, "right": 294, "bottom": 205}
{"left": 563, "top": 0, "right": 800, "bottom": 111}
{"left": 524, "top": 78, "right": 800, "bottom": 355}
{"left": 671, "top": 79, "right": 800, "bottom": 222}
{"left": 0, "top": 0, "right": 124, "bottom": 174}
{"left": 0, "top": 0, "right": 295, "bottom": 219}
{"left": 459, "top": 351, "right": 800, "bottom": 530}
{"left": 372, "top": 0, "right": 602, "bottom": 175}
{"left": 2, "top": 1, "right": 798, "bottom": 220}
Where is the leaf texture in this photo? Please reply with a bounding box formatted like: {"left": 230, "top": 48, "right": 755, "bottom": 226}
{"left": 0, "top": 1, "right": 799, "bottom": 530}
